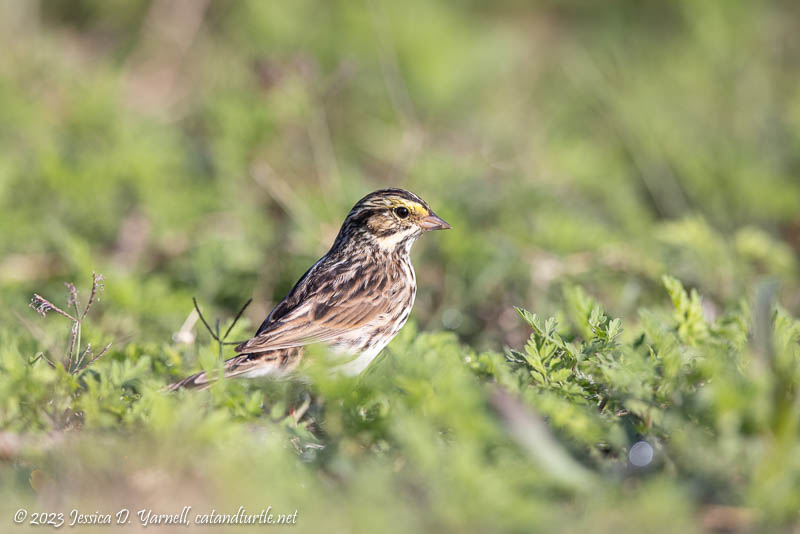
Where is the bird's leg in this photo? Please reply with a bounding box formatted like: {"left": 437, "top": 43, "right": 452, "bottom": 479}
{"left": 289, "top": 391, "right": 312, "bottom": 427}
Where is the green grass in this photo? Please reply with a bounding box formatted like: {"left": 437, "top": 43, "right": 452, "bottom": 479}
{"left": 1, "top": 1, "right": 800, "bottom": 532}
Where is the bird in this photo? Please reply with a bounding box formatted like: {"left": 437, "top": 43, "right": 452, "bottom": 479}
{"left": 167, "top": 188, "right": 450, "bottom": 390}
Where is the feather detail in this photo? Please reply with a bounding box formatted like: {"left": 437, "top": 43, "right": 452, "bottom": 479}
{"left": 166, "top": 348, "right": 302, "bottom": 391}
{"left": 167, "top": 188, "right": 447, "bottom": 391}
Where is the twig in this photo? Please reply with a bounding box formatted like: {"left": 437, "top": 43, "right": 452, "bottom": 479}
{"left": 223, "top": 298, "right": 252, "bottom": 340}
{"left": 74, "top": 343, "right": 92, "bottom": 371}
{"left": 30, "top": 352, "right": 57, "bottom": 369}
{"left": 82, "top": 272, "right": 104, "bottom": 320}
{"left": 193, "top": 297, "right": 219, "bottom": 342}
{"left": 192, "top": 297, "right": 249, "bottom": 346}
{"left": 76, "top": 342, "right": 112, "bottom": 373}
{"left": 215, "top": 318, "right": 221, "bottom": 358}
{"left": 66, "top": 322, "right": 78, "bottom": 372}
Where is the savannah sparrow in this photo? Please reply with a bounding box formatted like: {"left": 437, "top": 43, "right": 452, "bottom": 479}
{"left": 168, "top": 188, "right": 450, "bottom": 390}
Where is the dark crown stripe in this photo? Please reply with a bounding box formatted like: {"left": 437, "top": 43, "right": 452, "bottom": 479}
{"left": 352, "top": 188, "right": 427, "bottom": 211}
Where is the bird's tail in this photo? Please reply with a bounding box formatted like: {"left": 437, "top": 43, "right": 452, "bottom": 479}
{"left": 165, "top": 353, "right": 254, "bottom": 391}
{"left": 164, "top": 369, "right": 213, "bottom": 391}
{"left": 165, "top": 350, "right": 301, "bottom": 391}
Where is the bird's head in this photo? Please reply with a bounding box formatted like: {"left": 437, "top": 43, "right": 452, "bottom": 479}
{"left": 336, "top": 188, "right": 450, "bottom": 252}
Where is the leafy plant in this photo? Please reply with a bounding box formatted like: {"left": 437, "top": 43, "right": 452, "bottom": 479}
{"left": 471, "top": 277, "right": 800, "bottom": 526}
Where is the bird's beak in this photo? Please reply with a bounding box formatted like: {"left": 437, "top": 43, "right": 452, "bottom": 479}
{"left": 419, "top": 212, "right": 451, "bottom": 231}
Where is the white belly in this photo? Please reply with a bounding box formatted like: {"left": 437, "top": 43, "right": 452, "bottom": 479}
{"left": 333, "top": 341, "right": 390, "bottom": 376}
{"left": 331, "top": 254, "right": 416, "bottom": 376}
{"left": 333, "top": 278, "right": 415, "bottom": 375}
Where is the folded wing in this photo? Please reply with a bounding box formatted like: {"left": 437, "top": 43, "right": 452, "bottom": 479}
{"left": 235, "top": 275, "right": 395, "bottom": 354}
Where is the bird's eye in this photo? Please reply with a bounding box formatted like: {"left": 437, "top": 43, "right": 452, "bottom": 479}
{"left": 394, "top": 206, "right": 410, "bottom": 219}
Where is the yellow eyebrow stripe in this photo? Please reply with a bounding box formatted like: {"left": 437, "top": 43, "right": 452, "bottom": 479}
{"left": 393, "top": 199, "right": 426, "bottom": 215}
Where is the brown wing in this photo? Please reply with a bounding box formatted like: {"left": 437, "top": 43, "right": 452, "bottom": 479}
{"left": 235, "top": 286, "right": 395, "bottom": 354}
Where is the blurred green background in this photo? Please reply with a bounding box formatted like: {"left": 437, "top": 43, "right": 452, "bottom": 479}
{"left": 1, "top": 1, "right": 800, "bottom": 532}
